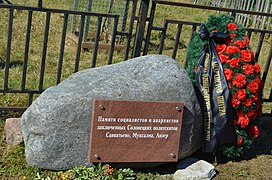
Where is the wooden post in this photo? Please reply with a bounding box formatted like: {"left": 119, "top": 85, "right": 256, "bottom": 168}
{"left": 132, "top": 0, "right": 149, "bottom": 58}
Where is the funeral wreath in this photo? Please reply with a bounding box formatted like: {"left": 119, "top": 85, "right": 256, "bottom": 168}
{"left": 187, "top": 15, "right": 263, "bottom": 159}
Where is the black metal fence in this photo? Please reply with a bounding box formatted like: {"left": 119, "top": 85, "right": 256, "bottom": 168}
{"left": 0, "top": 0, "right": 271, "bottom": 114}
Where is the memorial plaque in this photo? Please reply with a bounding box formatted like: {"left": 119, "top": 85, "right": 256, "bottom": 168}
{"left": 89, "top": 99, "right": 184, "bottom": 163}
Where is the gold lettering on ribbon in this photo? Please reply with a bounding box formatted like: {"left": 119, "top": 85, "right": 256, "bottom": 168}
{"left": 212, "top": 62, "right": 223, "bottom": 94}
{"left": 202, "top": 54, "right": 211, "bottom": 142}
{"left": 217, "top": 95, "right": 226, "bottom": 116}
{"left": 212, "top": 61, "right": 226, "bottom": 117}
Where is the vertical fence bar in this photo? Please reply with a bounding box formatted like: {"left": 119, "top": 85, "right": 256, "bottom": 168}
{"left": 108, "top": 17, "right": 119, "bottom": 65}
{"left": 39, "top": 12, "right": 51, "bottom": 92}
{"left": 4, "top": 9, "right": 13, "bottom": 91}
{"left": 143, "top": 1, "right": 156, "bottom": 55}
{"left": 56, "top": 13, "right": 68, "bottom": 85}
{"left": 132, "top": 0, "right": 149, "bottom": 58}
{"left": 91, "top": 16, "right": 102, "bottom": 68}
{"left": 21, "top": 10, "right": 33, "bottom": 91}
{"left": 124, "top": 0, "right": 137, "bottom": 60}
{"left": 172, "top": 23, "right": 182, "bottom": 59}
{"left": 254, "top": 32, "right": 265, "bottom": 62}
{"left": 247, "top": 29, "right": 252, "bottom": 40}
{"left": 28, "top": 93, "right": 34, "bottom": 106}
{"left": 158, "top": 21, "right": 168, "bottom": 54}
{"left": 74, "top": 15, "right": 86, "bottom": 73}
{"left": 38, "top": 0, "right": 42, "bottom": 8}
{"left": 121, "top": 0, "right": 130, "bottom": 32}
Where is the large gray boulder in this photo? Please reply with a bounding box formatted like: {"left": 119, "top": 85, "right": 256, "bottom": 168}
{"left": 21, "top": 55, "right": 202, "bottom": 170}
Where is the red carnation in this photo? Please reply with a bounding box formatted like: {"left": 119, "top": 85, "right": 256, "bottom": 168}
{"left": 228, "top": 57, "right": 241, "bottom": 68}
{"left": 243, "top": 64, "right": 254, "bottom": 75}
{"left": 235, "top": 40, "right": 246, "bottom": 49}
{"left": 226, "top": 45, "right": 240, "bottom": 54}
{"left": 219, "top": 54, "right": 230, "bottom": 63}
{"left": 247, "top": 80, "right": 259, "bottom": 93}
{"left": 233, "top": 73, "right": 246, "bottom": 88}
{"left": 250, "top": 112, "right": 258, "bottom": 121}
{"left": 227, "top": 22, "right": 238, "bottom": 31}
{"left": 243, "top": 98, "right": 253, "bottom": 107}
{"left": 255, "top": 76, "right": 261, "bottom": 84}
{"left": 252, "top": 94, "right": 259, "bottom": 102}
{"left": 235, "top": 89, "right": 246, "bottom": 100}
{"left": 238, "top": 114, "right": 249, "bottom": 128}
{"left": 247, "top": 109, "right": 256, "bottom": 117}
{"left": 237, "top": 136, "right": 243, "bottom": 147}
{"left": 216, "top": 44, "right": 227, "bottom": 54}
{"left": 243, "top": 36, "right": 250, "bottom": 46}
{"left": 241, "top": 50, "right": 252, "bottom": 62}
{"left": 229, "top": 34, "right": 237, "bottom": 38}
{"left": 253, "top": 63, "right": 261, "bottom": 73}
{"left": 249, "top": 126, "right": 259, "bottom": 138}
{"left": 224, "top": 68, "right": 233, "bottom": 81}
{"left": 231, "top": 97, "right": 240, "bottom": 107}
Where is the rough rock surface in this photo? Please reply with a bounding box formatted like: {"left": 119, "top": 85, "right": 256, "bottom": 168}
{"left": 173, "top": 158, "right": 216, "bottom": 180}
{"left": 4, "top": 118, "right": 24, "bottom": 146}
{"left": 22, "top": 55, "right": 202, "bottom": 170}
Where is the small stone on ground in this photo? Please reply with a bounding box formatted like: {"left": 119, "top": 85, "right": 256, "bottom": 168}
{"left": 4, "top": 118, "right": 23, "bottom": 146}
{"left": 173, "top": 157, "right": 216, "bottom": 180}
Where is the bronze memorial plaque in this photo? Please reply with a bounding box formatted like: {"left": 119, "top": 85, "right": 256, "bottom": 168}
{"left": 89, "top": 99, "right": 184, "bottom": 163}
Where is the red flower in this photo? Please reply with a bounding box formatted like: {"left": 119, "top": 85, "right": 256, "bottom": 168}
{"left": 249, "top": 112, "right": 258, "bottom": 121}
{"left": 238, "top": 114, "right": 249, "bottom": 128}
{"left": 194, "top": 66, "right": 198, "bottom": 73}
{"left": 247, "top": 109, "right": 256, "bottom": 117}
{"left": 235, "top": 40, "right": 246, "bottom": 49}
{"left": 252, "top": 94, "right": 259, "bottom": 102}
{"left": 243, "top": 98, "right": 253, "bottom": 107}
{"left": 253, "top": 63, "right": 261, "bottom": 73}
{"left": 243, "top": 64, "right": 254, "bottom": 75}
{"left": 228, "top": 57, "right": 241, "bottom": 68}
{"left": 235, "top": 89, "right": 246, "bottom": 100}
{"left": 227, "top": 22, "right": 238, "bottom": 31}
{"left": 229, "top": 34, "right": 237, "bottom": 38}
{"left": 241, "top": 50, "right": 252, "bottom": 62}
{"left": 226, "top": 45, "right": 240, "bottom": 54}
{"left": 216, "top": 44, "right": 227, "bottom": 54}
{"left": 233, "top": 73, "right": 246, "bottom": 88}
{"left": 249, "top": 126, "right": 259, "bottom": 138}
{"left": 228, "top": 83, "right": 232, "bottom": 90}
{"left": 243, "top": 36, "right": 250, "bottom": 46}
{"left": 224, "top": 68, "right": 233, "bottom": 81}
{"left": 231, "top": 97, "right": 240, "bottom": 107}
{"left": 247, "top": 80, "right": 259, "bottom": 93}
{"left": 255, "top": 76, "right": 261, "bottom": 84}
{"left": 219, "top": 54, "right": 230, "bottom": 63}
{"left": 237, "top": 136, "right": 243, "bottom": 147}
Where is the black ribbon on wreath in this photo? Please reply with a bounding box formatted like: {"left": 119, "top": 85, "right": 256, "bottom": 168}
{"left": 195, "top": 24, "right": 235, "bottom": 153}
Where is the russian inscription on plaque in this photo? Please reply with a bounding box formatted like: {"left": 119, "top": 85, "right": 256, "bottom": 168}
{"left": 89, "top": 99, "right": 184, "bottom": 162}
